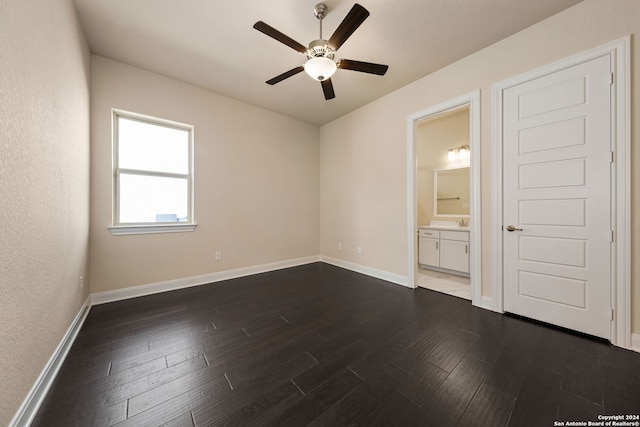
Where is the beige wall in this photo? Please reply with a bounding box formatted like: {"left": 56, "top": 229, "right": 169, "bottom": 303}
{"left": 89, "top": 56, "right": 320, "bottom": 293}
{"left": 0, "top": 0, "right": 91, "bottom": 424}
{"left": 319, "top": 0, "right": 640, "bottom": 332}
{"left": 416, "top": 108, "right": 470, "bottom": 225}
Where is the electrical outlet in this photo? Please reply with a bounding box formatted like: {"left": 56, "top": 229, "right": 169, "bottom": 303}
{"left": 357, "top": 246, "right": 362, "bottom": 254}
{"left": 79, "top": 276, "right": 84, "bottom": 288}
{"left": 215, "top": 251, "right": 222, "bottom": 261}
{"left": 338, "top": 242, "right": 342, "bottom": 250}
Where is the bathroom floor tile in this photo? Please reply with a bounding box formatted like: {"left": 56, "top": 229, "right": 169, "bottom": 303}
{"left": 417, "top": 268, "right": 471, "bottom": 300}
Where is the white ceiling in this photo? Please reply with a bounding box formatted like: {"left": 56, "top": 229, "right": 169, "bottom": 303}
{"left": 72, "top": 0, "right": 583, "bottom": 125}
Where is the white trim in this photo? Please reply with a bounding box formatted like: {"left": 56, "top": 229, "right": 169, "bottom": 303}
{"left": 491, "top": 37, "right": 631, "bottom": 348}
{"left": 112, "top": 108, "right": 195, "bottom": 230}
{"left": 9, "top": 297, "right": 91, "bottom": 427}
{"left": 92, "top": 255, "right": 409, "bottom": 307}
{"left": 90, "top": 256, "right": 321, "bottom": 305}
{"left": 611, "top": 36, "right": 632, "bottom": 350}
{"left": 632, "top": 334, "right": 640, "bottom": 353}
{"left": 407, "top": 90, "right": 482, "bottom": 307}
{"left": 320, "top": 256, "right": 409, "bottom": 288}
{"left": 491, "top": 83, "right": 505, "bottom": 314}
{"left": 109, "top": 223, "right": 197, "bottom": 236}
{"left": 481, "top": 296, "right": 495, "bottom": 311}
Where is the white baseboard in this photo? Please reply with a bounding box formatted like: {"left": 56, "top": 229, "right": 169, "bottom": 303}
{"left": 9, "top": 296, "right": 91, "bottom": 427}
{"left": 632, "top": 334, "right": 640, "bottom": 353}
{"left": 320, "top": 256, "right": 410, "bottom": 288}
{"left": 91, "top": 256, "right": 321, "bottom": 305}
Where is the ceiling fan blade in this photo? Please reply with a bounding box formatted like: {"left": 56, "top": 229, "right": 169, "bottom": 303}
{"left": 338, "top": 59, "right": 388, "bottom": 75}
{"left": 327, "top": 3, "right": 370, "bottom": 51}
{"left": 253, "top": 21, "right": 307, "bottom": 53}
{"left": 266, "top": 66, "right": 305, "bottom": 85}
{"left": 321, "top": 79, "right": 335, "bottom": 100}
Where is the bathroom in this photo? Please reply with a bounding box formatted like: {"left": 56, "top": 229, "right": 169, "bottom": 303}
{"left": 415, "top": 105, "right": 471, "bottom": 300}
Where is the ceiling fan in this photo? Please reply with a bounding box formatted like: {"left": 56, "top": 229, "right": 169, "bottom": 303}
{"left": 253, "top": 3, "right": 389, "bottom": 100}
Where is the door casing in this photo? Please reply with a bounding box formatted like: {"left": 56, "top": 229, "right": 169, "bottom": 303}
{"left": 407, "top": 90, "right": 482, "bottom": 307}
{"left": 492, "top": 37, "right": 631, "bottom": 348}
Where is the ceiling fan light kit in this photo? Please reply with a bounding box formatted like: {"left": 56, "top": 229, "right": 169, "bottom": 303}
{"left": 305, "top": 57, "right": 336, "bottom": 81}
{"left": 253, "top": 3, "right": 389, "bottom": 100}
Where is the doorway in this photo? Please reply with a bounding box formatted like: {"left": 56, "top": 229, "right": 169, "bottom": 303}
{"left": 407, "top": 91, "right": 481, "bottom": 307}
{"left": 492, "top": 38, "right": 631, "bottom": 346}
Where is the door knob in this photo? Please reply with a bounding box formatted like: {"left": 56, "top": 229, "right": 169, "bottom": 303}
{"left": 506, "top": 225, "right": 523, "bottom": 232}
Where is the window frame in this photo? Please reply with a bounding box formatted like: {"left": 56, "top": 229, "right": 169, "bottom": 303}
{"left": 109, "top": 109, "right": 196, "bottom": 236}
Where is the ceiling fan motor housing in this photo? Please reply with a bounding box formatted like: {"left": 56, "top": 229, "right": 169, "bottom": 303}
{"left": 307, "top": 39, "right": 334, "bottom": 60}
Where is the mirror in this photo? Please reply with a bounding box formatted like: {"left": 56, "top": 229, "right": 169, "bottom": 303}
{"left": 434, "top": 166, "right": 470, "bottom": 217}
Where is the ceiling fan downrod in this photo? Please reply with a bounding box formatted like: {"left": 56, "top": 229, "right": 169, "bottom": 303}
{"left": 314, "top": 3, "right": 328, "bottom": 40}
{"left": 308, "top": 3, "right": 333, "bottom": 60}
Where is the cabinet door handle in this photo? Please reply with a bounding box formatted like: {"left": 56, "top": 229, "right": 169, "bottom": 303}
{"left": 465, "top": 244, "right": 468, "bottom": 254}
{"left": 436, "top": 242, "right": 438, "bottom": 250}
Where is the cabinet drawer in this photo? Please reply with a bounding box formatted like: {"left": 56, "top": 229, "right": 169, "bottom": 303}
{"left": 440, "top": 230, "right": 469, "bottom": 242}
{"left": 419, "top": 229, "right": 439, "bottom": 238}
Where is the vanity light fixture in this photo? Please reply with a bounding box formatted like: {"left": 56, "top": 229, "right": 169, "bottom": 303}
{"left": 447, "top": 145, "right": 470, "bottom": 161}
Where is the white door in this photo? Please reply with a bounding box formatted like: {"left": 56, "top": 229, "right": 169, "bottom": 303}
{"left": 502, "top": 55, "right": 612, "bottom": 339}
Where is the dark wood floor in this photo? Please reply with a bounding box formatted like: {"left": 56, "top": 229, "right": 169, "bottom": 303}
{"left": 33, "top": 263, "right": 640, "bottom": 426}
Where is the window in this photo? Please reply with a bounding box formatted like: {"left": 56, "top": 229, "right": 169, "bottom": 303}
{"left": 110, "top": 110, "right": 195, "bottom": 235}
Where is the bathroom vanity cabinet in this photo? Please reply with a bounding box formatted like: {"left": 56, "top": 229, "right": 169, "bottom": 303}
{"left": 418, "top": 227, "right": 469, "bottom": 276}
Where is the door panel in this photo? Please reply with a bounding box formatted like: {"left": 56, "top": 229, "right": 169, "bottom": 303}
{"left": 518, "top": 76, "right": 586, "bottom": 118}
{"left": 519, "top": 158, "right": 585, "bottom": 189}
{"left": 503, "top": 54, "right": 612, "bottom": 339}
{"left": 519, "top": 118, "right": 586, "bottom": 154}
{"left": 519, "top": 199, "right": 586, "bottom": 226}
{"left": 518, "top": 271, "right": 586, "bottom": 308}
{"left": 519, "top": 236, "right": 586, "bottom": 267}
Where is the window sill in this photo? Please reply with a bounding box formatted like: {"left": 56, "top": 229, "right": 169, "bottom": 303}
{"left": 109, "top": 224, "right": 197, "bottom": 236}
